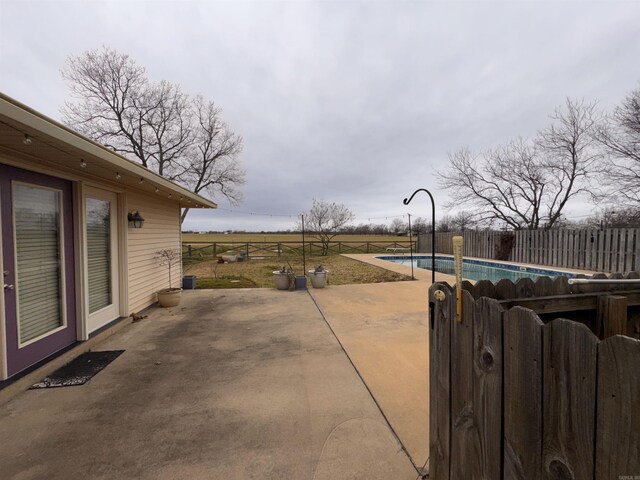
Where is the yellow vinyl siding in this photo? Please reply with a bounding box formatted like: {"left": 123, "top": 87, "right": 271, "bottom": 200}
{"left": 127, "top": 191, "right": 181, "bottom": 313}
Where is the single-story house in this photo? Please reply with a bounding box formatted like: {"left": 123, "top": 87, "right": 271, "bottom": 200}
{"left": 0, "top": 93, "right": 216, "bottom": 381}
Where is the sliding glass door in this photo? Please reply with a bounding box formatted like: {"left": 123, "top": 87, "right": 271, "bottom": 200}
{"left": 1, "top": 164, "right": 77, "bottom": 377}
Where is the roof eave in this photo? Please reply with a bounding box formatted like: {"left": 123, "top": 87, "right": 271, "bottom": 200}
{"left": 0, "top": 92, "right": 217, "bottom": 209}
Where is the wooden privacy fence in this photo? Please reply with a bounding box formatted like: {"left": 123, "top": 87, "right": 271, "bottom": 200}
{"left": 183, "top": 240, "right": 414, "bottom": 260}
{"left": 428, "top": 273, "right": 640, "bottom": 480}
{"left": 418, "top": 228, "right": 640, "bottom": 273}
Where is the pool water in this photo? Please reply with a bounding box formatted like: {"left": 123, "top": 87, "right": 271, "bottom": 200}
{"left": 379, "top": 255, "right": 577, "bottom": 283}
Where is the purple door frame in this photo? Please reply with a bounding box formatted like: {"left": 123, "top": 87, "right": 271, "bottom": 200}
{"left": 1, "top": 164, "right": 77, "bottom": 377}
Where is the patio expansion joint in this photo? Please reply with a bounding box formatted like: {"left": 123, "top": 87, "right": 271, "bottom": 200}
{"left": 305, "top": 289, "right": 424, "bottom": 477}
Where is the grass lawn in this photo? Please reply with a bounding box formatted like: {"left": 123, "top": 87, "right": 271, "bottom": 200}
{"left": 184, "top": 254, "right": 411, "bottom": 288}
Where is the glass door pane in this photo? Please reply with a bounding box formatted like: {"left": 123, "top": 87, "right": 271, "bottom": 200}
{"left": 86, "top": 198, "right": 112, "bottom": 313}
{"left": 13, "top": 184, "right": 63, "bottom": 343}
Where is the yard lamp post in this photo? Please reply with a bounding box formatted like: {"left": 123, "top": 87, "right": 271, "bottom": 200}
{"left": 301, "top": 214, "right": 306, "bottom": 275}
{"left": 407, "top": 213, "right": 414, "bottom": 280}
{"left": 403, "top": 188, "right": 436, "bottom": 284}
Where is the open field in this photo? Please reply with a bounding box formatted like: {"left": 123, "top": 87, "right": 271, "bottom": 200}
{"left": 183, "top": 233, "right": 414, "bottom": 259}
{"left": 184, "top": 255, "right": 412, "bottom": 288}
{"left": 183, "top": 233, "right": 408, "bottom": 243}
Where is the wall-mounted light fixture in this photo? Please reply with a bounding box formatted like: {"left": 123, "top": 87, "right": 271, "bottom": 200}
{"left": 80, "top": 159, "right": 87, "bottom": 168}
{"left": 127, "top": 210, "right": 145, "bottom": 229}
{"left": 116, "top": 172, "right": 122, "bottom": 180}
{"left": 23, "top": 133, "right": 32, "bottom": 145}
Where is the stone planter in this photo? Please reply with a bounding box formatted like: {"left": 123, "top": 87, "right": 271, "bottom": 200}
{"left": 308, "top": 270, "right": 328, "bottom": 288}
{"left": 273, "top": 271, "right": 292, "bottom": 290}
{"left": 157, "top": 288, "right": 182, "bottom": 307}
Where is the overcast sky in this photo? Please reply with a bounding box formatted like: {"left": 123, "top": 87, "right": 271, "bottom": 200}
{"left": 1, "top": 0, "right": 639, "bottom": 231}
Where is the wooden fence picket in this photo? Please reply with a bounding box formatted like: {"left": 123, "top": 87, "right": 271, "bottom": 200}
{"left": 450, "top": 289, "right": 475, "bottom": 480}
{"left": 533, "top": 276, "right": 553, "bottom": 297}
{"left": 419, "top": 228, "right": 640, "bottom": 274}
{"left": 542, "top": 320, "right": 598, "bottom": 480}
{"left": 595, "top": 335, "right": 640, "bottom": 479}
{"left": 473, "top": 279, "right": 496, "bottom": 300}
{"left": 429, "top": 282, "right": 453, "bottom": 480}
{"left": 429, "top": 279, "right": 639, "bottom": 480}
{"left": 495, "top": 279, "right": 517, "bottom": 300}
{"left": 552, "top": 275, "right": 571, "bottom": 295}
{"left": 503, "top": 307, "right": 544, "bottom": 480}
{"left": 515, "top": 277, "right": 535, "bottom": 298}
{"left": 471, "top": 297, "right": 503, "bottom": 480}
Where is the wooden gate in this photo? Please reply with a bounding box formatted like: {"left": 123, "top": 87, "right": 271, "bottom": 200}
{"left": 428, "top": 273, "right": 640, "bottom": 479}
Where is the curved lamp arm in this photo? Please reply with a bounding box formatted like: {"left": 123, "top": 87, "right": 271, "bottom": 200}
{"left": 403, "top": 188, "right": 436, "bottom": 284}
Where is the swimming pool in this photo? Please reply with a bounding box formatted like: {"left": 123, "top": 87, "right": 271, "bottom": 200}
{"left": 378, "top": 255, "right": 579, "bottom": 283}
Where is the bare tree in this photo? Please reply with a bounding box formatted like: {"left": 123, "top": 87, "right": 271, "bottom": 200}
{"left": 438, "top": 99, "right": 599, "bottom": 230}
{"left": 61, "top": 47, "right": 245, "bottom": 219}
{"left": 354, "top": 223, "right": 372, "bottom": 235}
{"left": 450, "top": 211, "right": 476, "bottom": 231}
{"left": 389, "top": 218, "right": 407, "bottom": 235}
{"left": 594, "top": 84, "right": 640, "bottom": 205}
{"left": 438, "top": 139, "right": 546, "bottom": 229}
{"left": 301, "top": 200, "right": 355, "bottom": 255}
{"left": 180, "top": 96, "right": 245, "bottom": 222}
{"left": 437, "top": 215, "right": 453, "bottom": 232}
{"left": 536, "top": 98, "right": 601, "bottom": 227}
{"left": 141, "top": 80, "right": 193, "bottom": 179}
{"left": 411, "top": 217, "right": 430, "bottom": 235}
{"left": 370, "top": 223, "right": 389, "bottom": 235}
{"left": 153, "top": 249, "right": 182, "bottom": 290}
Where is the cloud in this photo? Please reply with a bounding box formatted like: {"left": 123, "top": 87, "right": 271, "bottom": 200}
{"left": 1, "top": 0, "right": 639, "bottom": 231}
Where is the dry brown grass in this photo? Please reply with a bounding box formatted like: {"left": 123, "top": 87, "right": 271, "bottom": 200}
{"left": 184, "top": 254, "right": 411, "bottom": 288}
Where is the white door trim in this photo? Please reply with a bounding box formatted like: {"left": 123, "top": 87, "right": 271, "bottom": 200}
{"left": 84, "top": 186, "right": 121, "bottom": 334}
{"left": 0, "top": 183, "right": 7, "bottom": 380}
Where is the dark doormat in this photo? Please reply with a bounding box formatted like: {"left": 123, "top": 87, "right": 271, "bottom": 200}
{"left": 30, "top": 350, "right": 125, "bottom": 389}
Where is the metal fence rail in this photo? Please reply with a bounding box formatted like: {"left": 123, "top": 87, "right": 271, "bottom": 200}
{"left": 182, "top": 240, "right": 415, "bottom": 260}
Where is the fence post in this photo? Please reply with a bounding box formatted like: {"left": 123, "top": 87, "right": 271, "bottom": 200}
{"left": 213, "top": 242, "right": 217, "bottom": 258}
{"left": 597, "top": 295, "right": 628, "bottom": 338}
{"left": 188, "top": 245, "right": 192, "bottom": 258}
{"left": 278, "top": 242, "right": 281, "bottom": 258}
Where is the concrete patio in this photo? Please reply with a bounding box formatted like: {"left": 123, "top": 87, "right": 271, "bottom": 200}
{"left": 0, "top": 288, "right": 422, "bottom": 480}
